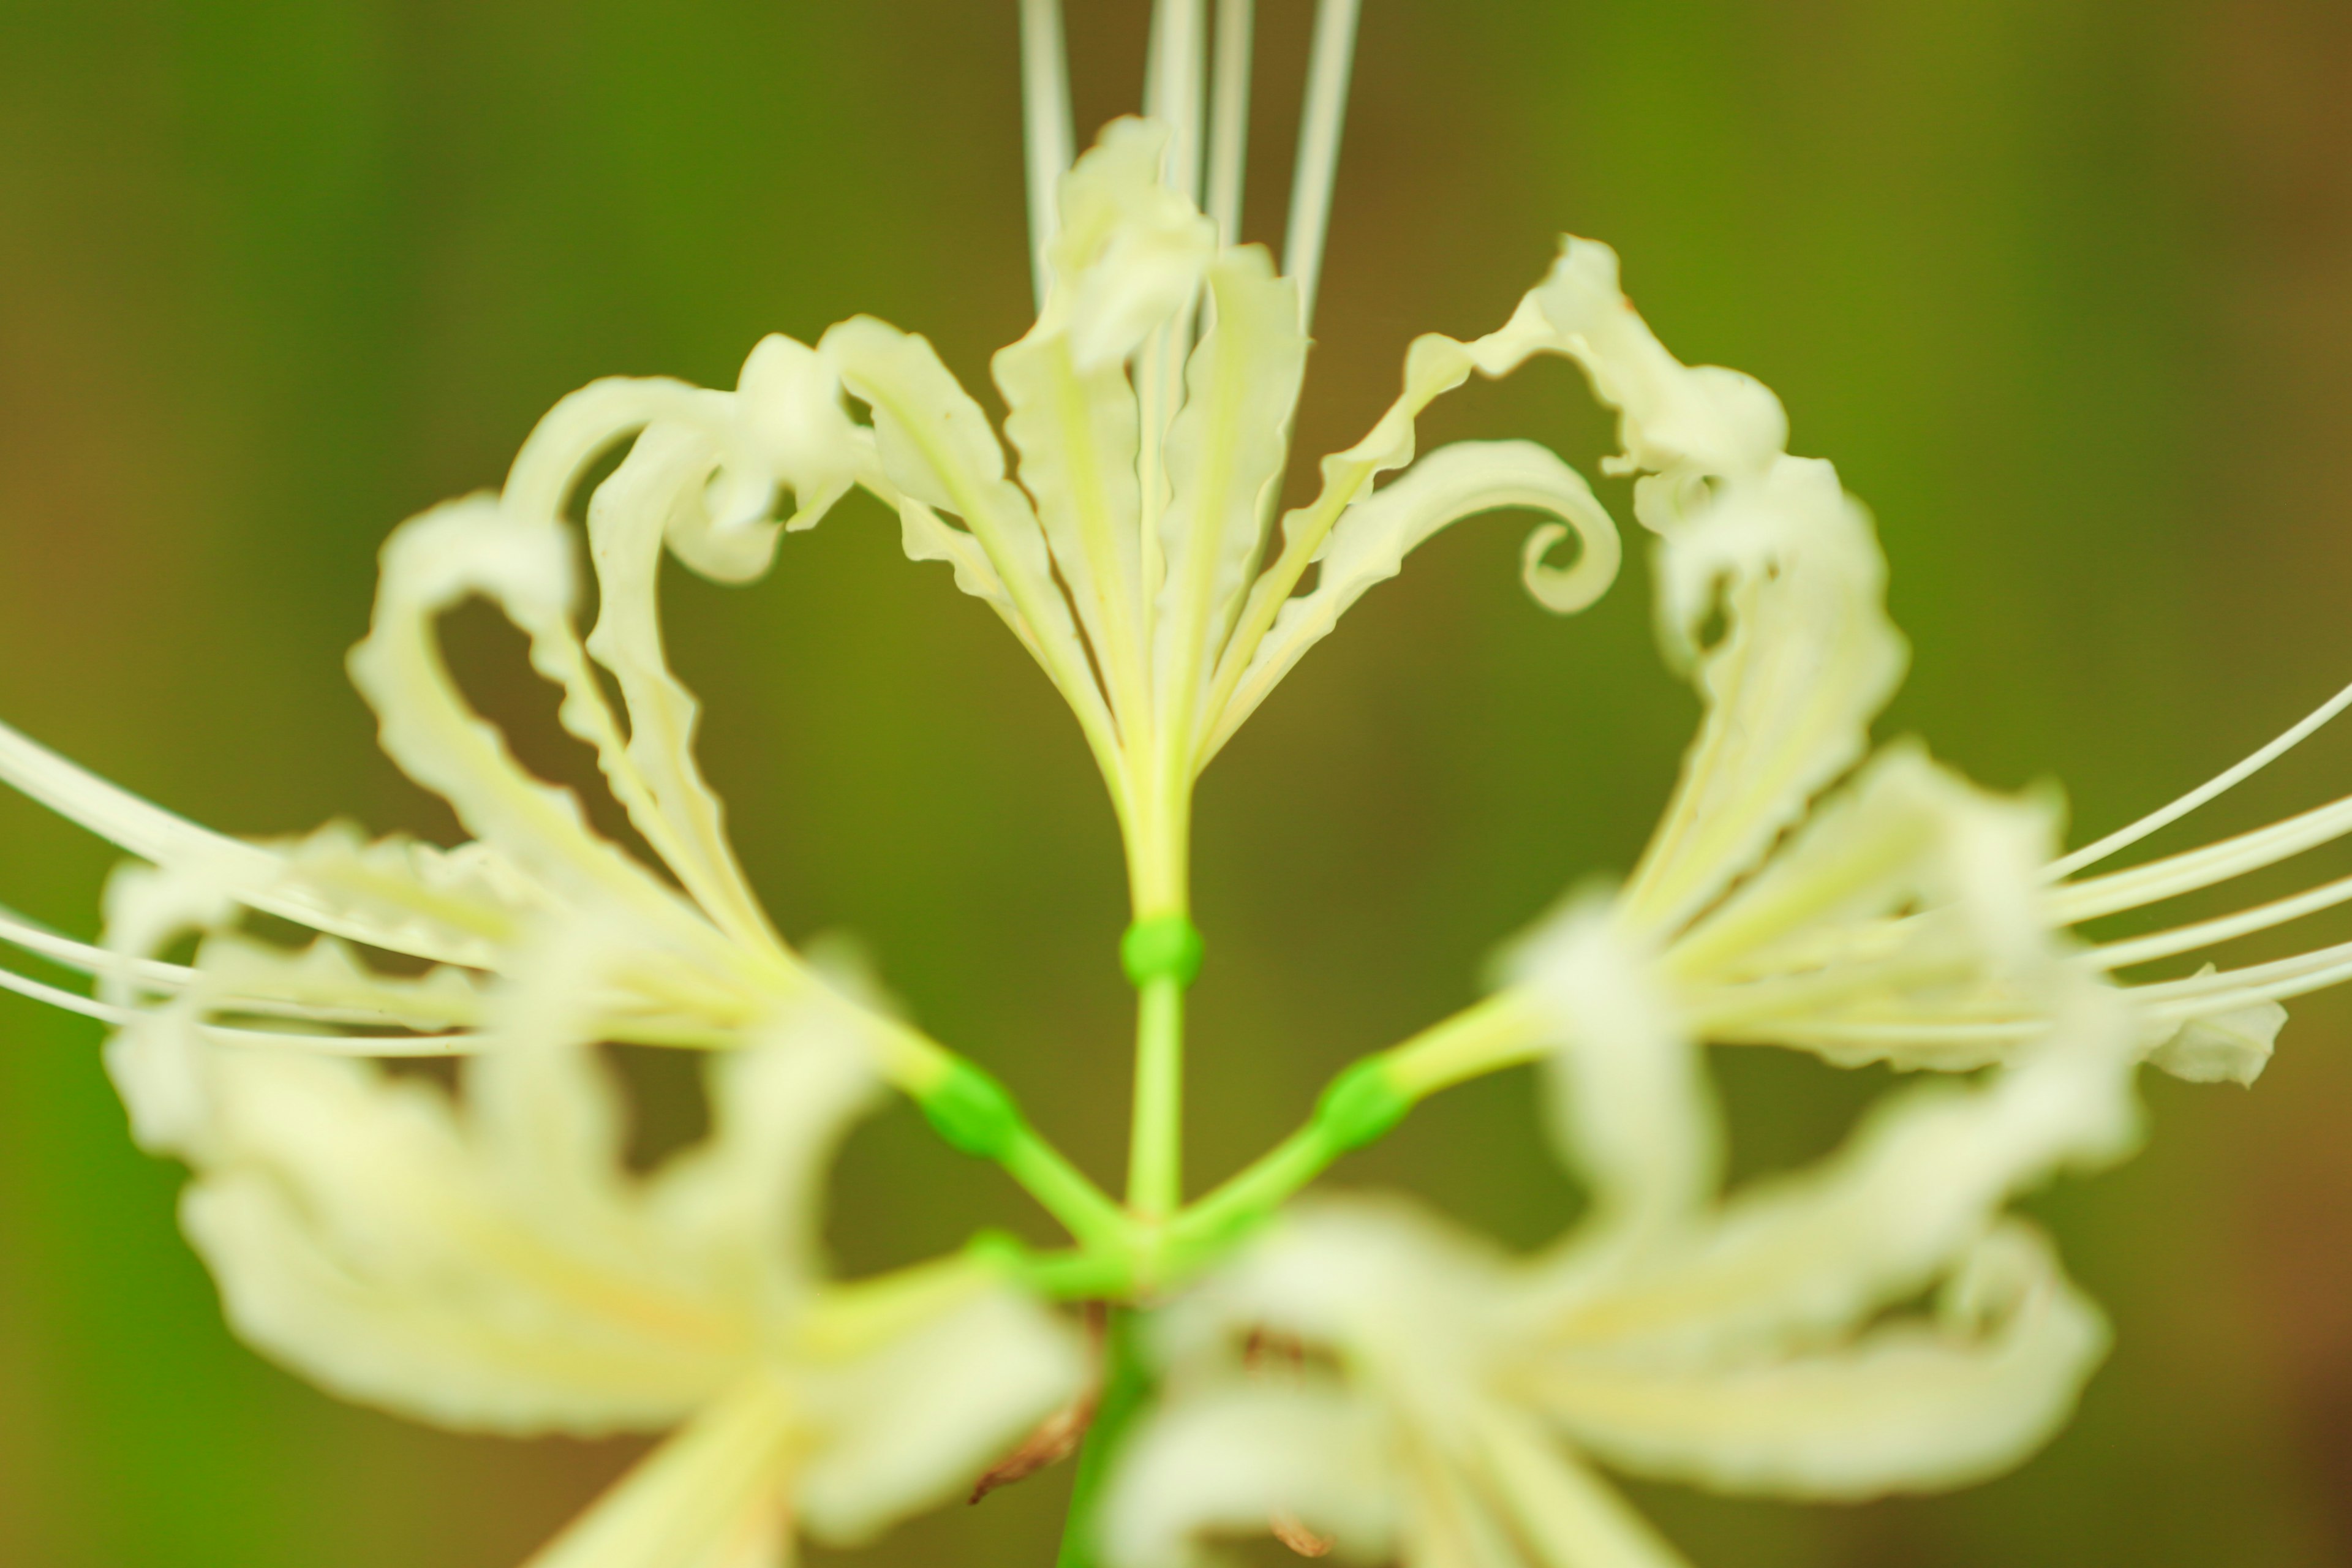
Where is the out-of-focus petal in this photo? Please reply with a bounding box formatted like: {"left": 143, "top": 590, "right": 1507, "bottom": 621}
{"left": 1534, "top": 1224, "right": 2106, "bottom": 1502}
{"left": 521, "top": 1374, "right": 799, "bottom": 1568}
{"left": 1505, "top": 894, "right": 1720, "bottom": 1248}
{"left": 1534, "top": 987, "right": 2138, "bottom": 1360}
{"left": 1099, "top": 1384, "right": 1395, "bottom": 1568}
{"left": 1042, "top": 118, "right": 1216, "bottom": 372}
{"left": 1529, "top": 238, "right": 1785, "bottom": 484}
{"left": 1156, "top": 248, "right": 1307, "bottom": 742}
{"left": 1616, "top": 460, "right": 1909, "bottom": 941}
{"left": 1474, "top": 1409, "right": 1694, "bottom": 1568}
{"left": 796, "top": 1279, "right": 1087, "bottom": 1545}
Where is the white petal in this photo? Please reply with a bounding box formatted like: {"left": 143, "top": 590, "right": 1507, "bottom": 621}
{"left": 2144, "top": 976, "right": 2283, "bottom": 1085}
{"left": 1534, "top": 1224, "right": 2107, "bottom": 1501}
{"left": 583, "top": 420, "right": 793, "bottom": 952}
{"left": 1537, "top": 985, "right": 2138, "bottom": 1359}
{"left": 1207, "top": 440, "right": 1619, "bottom": 758}
{"left": 823, "top": 316, "right": 1121, "bottom": 763}
{"left": 649, "top": 1019, "right": 881, "bottom": 1301}
{"left": 1043, "top": 118, "right": 1217, "bottom": 372}
{"left": 1155, "top": 247, "right": 1308, "bottom": 748}
{"left": 1665, "top": 745, "right": 2072, "bottom": 1072}
{"left": 1474, "top": 1409, "right": 1694, "bottom": 1568}
{"left": 733, "top": 333, "right": 864, "bottom": 539}
{"left": 992, "top": 290, "right": 1149, "bottom": 714}
{"left": 796, "top": 1281, "right": 1086, "bottom": 1545}
{"left": 257, "top": 819, "right": 548, "bottom": 970}
{"left": 192, "top": 930, "right": 486, "bottom": 1033}
{"left": 1504, "top": 894, "right": 1720, "bottom": 1246}
{"left": 522, "top": 1374, "right": 799, "bottom": 1568}
{"left": 345, "top": 497, "right": 677, "bottom": 915}
{"left": 180, "top": 1044, "right": 741, "bottom": 1432}
{"left": 1616, "top": 458, "right": 1909, "bottom": 940}
{"left": 1099, "top": 1384, "right": 1396, "bottom": 1568}
{"left": 0, "top": 721, "right": 525, "bottom": 970}
{"left": 1199, "top": 291, "right": 1575, "bottom": 766}
{"left": 1528, "top": 238, "right": 1786, "bottom": 484}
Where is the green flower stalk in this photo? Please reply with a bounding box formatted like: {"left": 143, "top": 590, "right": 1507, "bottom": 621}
{"left": 2, "top": 2, "right": 2349, "bottom": 1565}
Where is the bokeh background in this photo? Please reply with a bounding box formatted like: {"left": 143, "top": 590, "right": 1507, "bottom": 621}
{"left": 4, "top": 1, "right": 2352, "bottom": 1562}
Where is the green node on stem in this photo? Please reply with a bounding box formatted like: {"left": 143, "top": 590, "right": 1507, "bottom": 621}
{"left": 918, "top": 1058, "right": 1027, "bottom": 1159}
{"left": 1121, "top": 914, "right": 1204, "bottom": 989}
{"left": 1314, "top": 1055, "right": 1414, "bottom": 1151}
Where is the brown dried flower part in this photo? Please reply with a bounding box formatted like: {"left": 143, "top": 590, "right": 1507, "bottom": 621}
{"left": 971, "top": 1302, "right": 1109, "bottom": 1504}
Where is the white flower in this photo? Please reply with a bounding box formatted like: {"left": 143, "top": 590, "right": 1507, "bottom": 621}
{"left": 1102, "top": 935, "right": 2138, "bottom": 1568}
{"left": 100, "top": 858, "right": 1083, "bottom": 1565}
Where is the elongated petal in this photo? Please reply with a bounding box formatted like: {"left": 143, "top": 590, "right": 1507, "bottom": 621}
{"left": 823, "top": 317, "right": 1121, "bottom": 764}
{"left": 1505, "top": 894, "right": 1720, "bottom": 1246}
{"left": 259, "top": 820, "right": 547, "bottom": 970}
{"left": 732, "top": 333, "right": 865, "bottom": 543}
{"left": 347, "top": 498, "right": 679, "bottom": 916}
{"left": 1099, "top": 1384, "right": 1396, "bottom": 1568}
{"left": 1616, "top": 459, "right": 1908, "bottom": 940}
{"left": 1535, "top": 986, "right": 2138, "bottom": 1359}
{"left": 192, "top": 931, "right": 485, "bottom": 1033}
{"left": 1199, "top": 292, "right": 1570, "bottom": 763}
{"left": 1534, "top": 1224, "right": 2106, "bottom": 1501}
{"left": 650, "top": 1017, "right": 882, "bottom": 1304}
{"left": 1044, "top": 118, "right": 1218, "bottom": 372}
{"left": 1207, "top": 440, "right": 1619, "bottom": 758}
{"left": 1153, "top": 248, "right": 1307, "bottom": 747}
{"left": 180, "top": 1043, "right": 743, "bottom": 1432}
{"left": 522, "top": 1374, "right": 799, "bottom": 1568}
{"left": 584, "top": 419, "right": 790, "bottom": 952}
{"left": 992, "top": 312, "right": 1148, "bottom": 713}
{"left": 1529, "top": 238, "right": 1785, "bottom": 484}
{"left": 0, "top": 721, "right": 531, "bottom": 970}
{"left": 796, "top": 1281, "right": 1086, "bottom": 1545}
{"left": 1666, "top": 744, "right": 2057, "bottom": 988}
{"left": 1474, "top": 1409, "right": 1694, "bottom": 1568}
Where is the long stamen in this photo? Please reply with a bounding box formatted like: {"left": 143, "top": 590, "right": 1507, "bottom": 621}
{"left": 1283, "top": 0, "right": 1362, "bottom": 331}
{"left": 0, "top": 962, "right": 129, "bottom": 1023}
{"left": 2132, "top": 938, "right": 2352, "bottom": 1014}
{"left": 0, "top": 903, "right": 190, "bottom": 990}
{"left": 1144, "top": 0, "right": 1208, "bottom": 206}
{"left": 2086, "top": 866, "right": 2352, "bottom": 971}
{"left": 1019, "top": 0, "right": 1076, "bottom": 315}
{"left": 1205, "top": 0, "right": 1255, "bottom": 247}
{"left": 2051, "top": 675, "right": 2352, "bottom": 879}
{"left": 2052, "top": 793, "right": 2352, "bottom": 925}
{"left": 0, "top": 717, "right": 283, "bottom": 887}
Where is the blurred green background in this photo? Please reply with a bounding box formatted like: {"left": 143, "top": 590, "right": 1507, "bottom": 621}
{"left": 5, "top": 1, "right": 2352, "bottom": 1563}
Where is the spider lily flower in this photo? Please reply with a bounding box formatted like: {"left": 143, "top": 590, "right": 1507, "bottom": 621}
{"left": 0, "top": 341, "right": 971, "bottom": 1084}
{"left": 818, "top": 112, "right": 1625, "bottom": 916}
{"left": 0, "top": 105, "right": 1632, "bottom": 1051}
{"left": 1101, "top": 921, "right": 2139, "bottom": 1568}
{"left": 1365, "top": 238, "right": 2347, "bottom": 1104}
{"left": 99, "top": 864, "right": 1084, "bottom": 1566}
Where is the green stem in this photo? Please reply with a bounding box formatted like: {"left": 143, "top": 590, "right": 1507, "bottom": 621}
{"left": 1003, "top": 1126, "right": 1137, "bottom": 1252}
{"left": 1126, "top": 975, "right": 1186, "bottom": 1218}
{"left": 1056, "top": 1306, "right": 1155, "bottom": 1568}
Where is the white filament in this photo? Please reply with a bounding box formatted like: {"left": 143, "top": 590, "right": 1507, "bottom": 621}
{"left": 2086, "top": 867, "right": 2352, "bottom": 971}
{"left": 1206, "top": 0, "right": 1256, "bottom": 247}
{"left": 0, "top": 962, "right": 128, "bottom": 1023}
{"left": 0, "top": 903, "right": 190, "bottom": 992}
{"left": 2051, "top": 675, "right": 2352, "bottom": 880}
{"left": 1284, "top": 0, "right": 1362, "bottom": 332}
{"left": 1145, "top": 0, "right": 1208, "bottom": 206}
{"left": 1019, "top": 0, "right": 1076, "bottom": 314}
{"left": 2052, "top": 792, "right": 2352, "bottom": 925}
